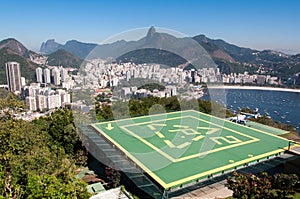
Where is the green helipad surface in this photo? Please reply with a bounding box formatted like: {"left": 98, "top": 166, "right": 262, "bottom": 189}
{"left": 91, "top": 110, "right": 292, "bottom": 189}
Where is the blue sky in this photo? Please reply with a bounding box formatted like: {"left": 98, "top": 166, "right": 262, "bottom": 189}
{"left": 1, "top": 0, "right": 300, "bottom": 53}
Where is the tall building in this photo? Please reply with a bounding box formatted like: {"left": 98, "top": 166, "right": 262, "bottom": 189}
{"left": 52, "top": 68, "right": 60, "bottom": 85}
{"left": 36, "top": 95, "right": 47, "bottom": 110}
{"left": 126, "top": 71, "right": 131, "bottom": 81}
{"left": 27, "top": 83, "right": 41, "bottom": 97}
{"left": 5, "top": 62, "right": 22, "bottom": 93}
{"left": 47, "top": 94, "right": 61, "bottom": 109}
{"left": 44, "top": 68, "right": 51, "bottom": 84}
{"left": 61, "top": 68, "right": 68, "bottom": 82}
{"left": 25, "top": 96, "right": 37, "bottom": 111}
{"left": 36, "top": 67, "right": 43, "bottom": 83}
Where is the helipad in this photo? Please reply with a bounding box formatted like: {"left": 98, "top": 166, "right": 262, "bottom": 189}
{"left": 91, "top": 110, "right": 291, "bottom": 189}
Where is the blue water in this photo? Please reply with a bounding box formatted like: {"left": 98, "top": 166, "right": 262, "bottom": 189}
{"left": 201, "top": 89, "right": 300, "bottom": 133}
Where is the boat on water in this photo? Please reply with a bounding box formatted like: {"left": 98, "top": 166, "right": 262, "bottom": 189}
{"left": 264, "top": 112, "right": 271, "bottom": 118}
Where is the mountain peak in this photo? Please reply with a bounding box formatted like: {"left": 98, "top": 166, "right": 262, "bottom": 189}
{"left": 0, "top": 38, "right": 31, "bottom": 58}
{"left": 146, "top": 26, "right": 156, "bottom": 38}
{"left": 145, "top": 26, "right": 158, "bottom": 45}
{"left": 40, "top": 39, "right": 62, "bottom": 54}
{"left": 65, "top": 40, "right": 80, "bottom": 44}
{"left": 1, "top": 38, "right": 19, "bottom": 43}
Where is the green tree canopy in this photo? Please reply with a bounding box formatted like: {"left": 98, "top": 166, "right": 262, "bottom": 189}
{"left": 0, "top": 105, "right": 90, "bottom": 198}
{"left": 226, "top": 171, "right": 299, "bottom": 199}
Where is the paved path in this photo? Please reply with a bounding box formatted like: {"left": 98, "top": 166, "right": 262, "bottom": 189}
{"left": 171, "top": 180, "right": 232, "bottom": 199}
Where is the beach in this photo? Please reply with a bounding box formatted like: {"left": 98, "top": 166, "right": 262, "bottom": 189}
{"left": 207, "top": 85, "right": 300, "bottom": 93}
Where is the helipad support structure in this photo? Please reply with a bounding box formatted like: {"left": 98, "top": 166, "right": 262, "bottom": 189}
{"left": 91, "top": 110, "right": 294, "bottom": 190}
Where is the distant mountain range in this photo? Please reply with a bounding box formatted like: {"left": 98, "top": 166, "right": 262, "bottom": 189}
{"left": 1, "top": 26, "right": 300, "bottom": 84}
{"left": 40, "top": 27, "right": 239, "bottom": 62}
{"left": 39, "top": 26, "right": 300, "bottom": 80}
{"left": 40, "top": 39, "right": 97, "bottom": 59}
{"left": 39, "top": 27, "right": 295, "bottom": 64}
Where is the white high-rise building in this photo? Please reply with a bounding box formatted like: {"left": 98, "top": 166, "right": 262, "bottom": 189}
{"left": 47, "top": 95, "right": 61, "bottom": 109}
{"left": 36, "top": 67, "right": 43, "bottom": 83}
{"left": 126, "top": 71, "right": 131, "bottom": 81}
{"left": 5, "top": 62, "right": 22, "bottom": 93}
{"left": 44, "top": 68, "right": 51, "bottom": 84}
{"left": 52, "top": 68, "right": 60, "bottom": 85}
{"left": 36, "top": 95, "right": 47, "bottom": 110}
{"left": 59, "top": 90, "right": 71, "bottom": 104}
{"left": 61, "top": 68, "right": 68, "bottom": 82}
{"left": 26, "top": 96, "right": 37, "bottom": 111}
{"left": 27, "top": 83, "right": 40, "bottom": 97}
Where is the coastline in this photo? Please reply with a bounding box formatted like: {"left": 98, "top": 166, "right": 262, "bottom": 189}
{"left": 207, "top": 85, "right": 300, "bottom": 93}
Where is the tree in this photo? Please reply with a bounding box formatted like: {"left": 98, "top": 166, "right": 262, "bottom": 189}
{"left": 161, "top": 96, "right": 180, "bottom": 111}
{"left": 48, "top": 109, "right": 77, "bottom": 153}
{"left": 0, "top": 105, "right": 90, "bottom": 198}
{"left": 48, "top": 108, "right": 88, "bottom": 165}
{"left": 226, "top": 171, "right": 299, "bottom": 199}
{"left": 95, "top": 93, "right": 111, "bottom": 103}
{"left": 273, "top": 173, "right": 299, "bottom": 198}
{"left": 105, "top": 167, "right": 121, "bottom": 188}
{"left": 0, "top": 92, "right": 26, "bottom": 118}
{"left": 129, "top": 99, "right": 145, "bottom": 116}
{"left": 138, "top": 83, "right": 165, "bottom": 92}
{"left": 26, "top": 173, "right": 90, "bottom": 199}
{"left": 0, "top": 165, "right": 5, "bottom": 198}
{"left": 96, "top": 103, "right": 113, "bottom": 121}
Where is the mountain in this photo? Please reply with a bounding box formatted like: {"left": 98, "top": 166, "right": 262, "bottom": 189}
{"left": 39, "top": 27, "right": 297, "bottom": 65}
{"left": 93, "top": 26, "right": 217, "bottom": 69}
{"left": 47, "top": 49, "right": 84, "bottom": 68}
{"left": 0, "top": 38, "right": 33, "bottom": 58}
{"left": 115, "top": 26, "right": 213, "bottom": 68}
{"left": 40, "top": 39, "right": 62, "bottom": 54}
{"left": 291, "top": 54, "right": 300, "bottom": 62}
{"left": 193, "top": 35, "right": 258, "bottom": 63}
{"left": 39, "top": 27, "right": 242, "bottom": 64}
{"left": 61, "top": 40, "right": 97, "bottom": 59}
{"left": 40, "top": 39, "right": 97, "bottom": 59}
{"left": 145, "top": 26, "right": 156, "bottom": 43}
{"left": 117, "top": 48, "right": 190, "bottom": 67}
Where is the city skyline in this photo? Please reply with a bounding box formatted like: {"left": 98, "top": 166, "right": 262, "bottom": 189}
{"left": 1, "top": 0, "right": 300, "bottom": 54}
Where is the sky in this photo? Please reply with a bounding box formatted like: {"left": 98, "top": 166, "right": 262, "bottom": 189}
{"left": 1, "top": 0, "right": 300, "bottom": 54}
